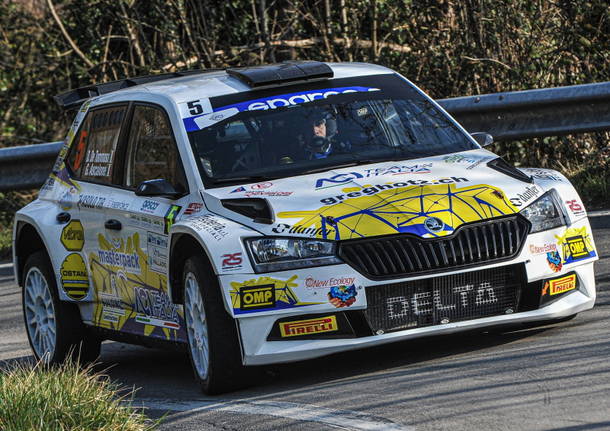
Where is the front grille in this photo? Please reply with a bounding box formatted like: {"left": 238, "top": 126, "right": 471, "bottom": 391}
{"left": 338, "top": 215, "right": 530, "bottom": 280}
{"left": 364, "top": 265, "right": 523, "bottom": 333}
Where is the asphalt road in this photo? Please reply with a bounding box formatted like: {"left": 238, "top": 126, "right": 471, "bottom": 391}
{"left": 1, "top": 214, "right": 609, "bottom": 431}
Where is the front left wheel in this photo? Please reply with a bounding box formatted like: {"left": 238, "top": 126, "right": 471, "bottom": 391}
{"left": 22, "top": 251, "right": 101, "bottom": 364}
{"left": 183, "top": 254, "right": 252, "bottom": 394}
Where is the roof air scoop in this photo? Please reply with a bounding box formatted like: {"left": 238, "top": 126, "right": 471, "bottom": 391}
{"left": 221, "top": 198, "right": 274, "bottom": 224}
{"left": 226, "top": 61, "right": 333, "bottom": 88}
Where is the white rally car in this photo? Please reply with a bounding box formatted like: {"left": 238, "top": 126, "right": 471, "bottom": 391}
{"left": 13, "top": 62, "right": 597, "bottom": 394}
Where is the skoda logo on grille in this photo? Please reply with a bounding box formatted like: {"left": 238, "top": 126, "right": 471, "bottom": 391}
{"left": 424, "top": 216, "right": 445, "bottom": 233}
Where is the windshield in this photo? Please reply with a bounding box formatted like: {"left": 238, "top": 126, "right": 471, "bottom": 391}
{"left": 184, "top": 74, "right": 477, "bottom": 188}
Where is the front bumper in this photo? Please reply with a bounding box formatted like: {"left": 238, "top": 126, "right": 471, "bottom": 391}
{"left": 219, "top": 218, "right": 598, "bottom": 366}
{"left": 238, "top": 262, "right": 595, "bottom": 365}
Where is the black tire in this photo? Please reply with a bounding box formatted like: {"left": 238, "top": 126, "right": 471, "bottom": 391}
{"left": 182, "top": 254, "right": 251, "bottom": 394}
{"left": 22, "top": 250, "right": 101, "bottom": 364}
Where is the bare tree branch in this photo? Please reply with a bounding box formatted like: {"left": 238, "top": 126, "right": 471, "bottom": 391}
{"left": 46, "top": 0, "right": 94, "bottom": 69}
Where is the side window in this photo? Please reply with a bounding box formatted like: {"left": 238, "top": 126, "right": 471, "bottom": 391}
{"left": 67, "top": 105, "right": 127, "bottom": 184}
{"left": 125, "top": 105, "right": 187, "bottom": 191}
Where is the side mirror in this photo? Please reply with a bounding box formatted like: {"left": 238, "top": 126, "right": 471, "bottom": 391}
{"left": 135, "top": 179, "right": 182, "bottom": 199}
{"left": 470, "top": 132, "right": 494, "bottom": 147}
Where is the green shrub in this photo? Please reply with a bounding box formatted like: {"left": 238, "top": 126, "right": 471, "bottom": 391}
{"left": 0, "top": 360, "right": 157, "bottom": 431}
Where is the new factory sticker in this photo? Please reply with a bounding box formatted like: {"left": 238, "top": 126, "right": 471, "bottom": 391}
{"left": 60, "top": 220, "right": 84, "bottom": 251}
{"left": 60, "top": 253, "right": 90, "bottom": 300}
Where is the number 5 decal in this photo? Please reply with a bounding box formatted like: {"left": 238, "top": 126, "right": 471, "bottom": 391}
{"left": 187, "top": 100, "right": 204, "bottom": 115}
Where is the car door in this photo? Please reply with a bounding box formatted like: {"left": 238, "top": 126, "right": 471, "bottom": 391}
{"left": 63, "top": 104, "right": 129, "bottom": 321}
{"left": 101, "top": 103, "right": 190, "bottom": 342}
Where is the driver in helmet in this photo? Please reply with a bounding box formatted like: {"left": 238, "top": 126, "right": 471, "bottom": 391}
{"left": 303, "top": 110, "right": 341, "bottom": 159}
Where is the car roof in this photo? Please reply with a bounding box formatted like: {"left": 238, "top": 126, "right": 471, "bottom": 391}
{"left": 84, "top": 62, "right": 395, "bottom": 107}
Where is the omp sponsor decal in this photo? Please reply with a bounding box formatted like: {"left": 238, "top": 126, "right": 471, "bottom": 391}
{"left": 315, "top": 164, "right": 432, "bottom": 189}
{"left": 529, "top": 243, "right": 557, "bottom": 255}
{"left": 328, "top": 284, "right": 358, "bottom": 308}
{"left": 238, "top": 285, "right": 276, "bottom": 310}
{"left": 305, "top": 276, "right": 356, "bottom": 289}
{"left": 164, "top": 205, "right": 181, "bottom": 234}
{"left": 230, "top": 275, "right": 322, "bottom": 314}
{"left": 278, "top": 183, "right": 517, "bottom": 240}
{"left": 547, "top": 274, "right": 577, "bottom": 296}
{"left": 97, "top": 250, "right": 141, "bottom": 273}
{"left": 60, "top": 220, "right": 84, "bottom": 251}
{"left": 280, "top": 316, "right": 338, "bottom": 337}
{"left": 555, "top": 227, "right": 596, "bottom": 264}
{"left": 508, "top": 185, "right": 541, "bottom": 207}
{"left": 60, "top": 253, "right": 89, "bottom": 300}
{"left": 183, "top": 86, "right": 380, "bottom": 132}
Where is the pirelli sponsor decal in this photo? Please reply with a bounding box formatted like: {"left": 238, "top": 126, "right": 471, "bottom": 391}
{"left": 547, "top": 274, "right": 577, "bottom": 296}
{"left": 279, "top": 315, "right": 338, "bottom": 337}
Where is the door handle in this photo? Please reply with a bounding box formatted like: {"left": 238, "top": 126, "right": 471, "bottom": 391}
{"left": 104, "top": 219, "right": 122, "bottom": 230}
{"left": 56, "top": 212, "right": 71, "bottom": 223}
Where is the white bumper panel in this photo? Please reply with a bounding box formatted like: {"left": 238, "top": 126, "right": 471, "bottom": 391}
{"left": 239, "top": 262, "right": 595, "bottom": 366}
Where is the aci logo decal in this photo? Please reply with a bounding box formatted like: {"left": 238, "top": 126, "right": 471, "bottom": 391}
{"left": 566, "top": 199, "right": 585, "bottom": 216}
{"left": 61, "top": 220, "right": 84, "bottom": 251}
{"left": 60, "top": 253, "right": 89, "bottom": 300}
{"left": 280, "top": 316, "right": 338, "bottom": 337}
{"left": 239, "top": 285, "right": 276, "bottom": 310}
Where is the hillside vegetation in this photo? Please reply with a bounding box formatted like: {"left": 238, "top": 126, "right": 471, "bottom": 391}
{"left": 0, "top": 0, "right": 608, "bottom": 219}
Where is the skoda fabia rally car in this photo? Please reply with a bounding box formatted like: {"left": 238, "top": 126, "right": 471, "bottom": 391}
{"left": 13, "top": 61, "right": 597, "bottom": 394}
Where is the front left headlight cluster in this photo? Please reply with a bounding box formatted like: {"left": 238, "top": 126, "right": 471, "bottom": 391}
{"left": 520, "top": 190, "right": 566, "bottom": 233}
{"left": 245, "top": 237, "right": 342, "bottom": 272}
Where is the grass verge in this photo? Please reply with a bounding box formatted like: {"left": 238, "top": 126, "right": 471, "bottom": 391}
{"left": 0, "top": 360, "right": 157, "bottom": 431}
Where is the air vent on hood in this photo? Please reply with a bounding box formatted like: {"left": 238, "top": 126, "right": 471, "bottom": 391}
{"left": 221, "top": 198, "right": 274, "bottom": 224}
{"left": 487, "top": 157, "right": 533, "bottom": 183}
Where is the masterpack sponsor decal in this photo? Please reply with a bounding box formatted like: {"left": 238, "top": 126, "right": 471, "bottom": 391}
{"left": 89, "top": 232, "right": 186, "bottom": 342}
{"left": 276, "top": 182, "right": 518, "bottom": 240}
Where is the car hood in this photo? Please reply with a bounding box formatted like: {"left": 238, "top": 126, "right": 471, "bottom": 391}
{"left": 201, "top": 149, "right": 544, "bottom": 240}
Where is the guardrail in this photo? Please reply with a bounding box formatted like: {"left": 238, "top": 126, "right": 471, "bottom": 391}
{"left": 1, "top": 81, "right": 609, "bottom": 192}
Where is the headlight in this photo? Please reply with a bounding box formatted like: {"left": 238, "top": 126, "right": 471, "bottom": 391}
{"left": 520, "top": 190, "right": 566, "bottom": 233}
{"left": 245, "top": 237, "right": 342, "bottom": 272}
